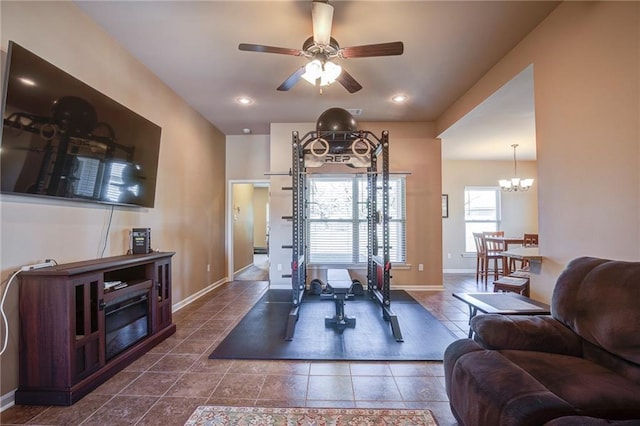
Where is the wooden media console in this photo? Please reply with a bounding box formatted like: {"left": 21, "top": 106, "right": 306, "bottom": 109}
{"left": 16, "top": 252, "right": 176, "bottom": 406}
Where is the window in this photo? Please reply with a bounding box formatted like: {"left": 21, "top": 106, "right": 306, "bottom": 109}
{"left": 307, "top": 175, "right": 406, "bottom": 264}
{"left": 464, "top": 187, "right": 501, "bottom": 252}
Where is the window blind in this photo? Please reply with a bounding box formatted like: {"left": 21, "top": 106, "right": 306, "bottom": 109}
{"left": 307, "top": 175, "right": 406, "bottom": 264}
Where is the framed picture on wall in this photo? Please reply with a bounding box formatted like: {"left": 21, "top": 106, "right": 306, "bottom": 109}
{"left": 442, "top": 194, "right": 449, "bottom": 218}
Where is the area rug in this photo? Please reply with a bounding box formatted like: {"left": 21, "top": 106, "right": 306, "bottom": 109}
{"left": 184, "top": 405, "right": 437, "bottom": 426}
{"left": 209, "top": 289, "right": 457, "bottom": 361}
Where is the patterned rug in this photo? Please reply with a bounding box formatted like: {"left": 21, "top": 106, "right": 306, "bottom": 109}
{"left": 184, "top": 406, "right": 437, "bottom": 425}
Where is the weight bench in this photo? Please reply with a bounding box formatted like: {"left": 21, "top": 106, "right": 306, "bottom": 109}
{"left": 324, "top": 269, "right": 356, "bottom": 332}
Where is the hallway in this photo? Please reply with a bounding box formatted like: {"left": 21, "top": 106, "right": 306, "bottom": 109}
{"left": 235, "top": 254, "right": 269, "bottom": 281}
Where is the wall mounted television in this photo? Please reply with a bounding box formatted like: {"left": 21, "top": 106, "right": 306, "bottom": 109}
{"left": 1, "top": 41, "right": 161, "bottom": 208}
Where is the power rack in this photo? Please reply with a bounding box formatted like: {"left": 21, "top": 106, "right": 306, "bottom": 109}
{"left": 283, "top": 127, "right": 403, "bottom": 342}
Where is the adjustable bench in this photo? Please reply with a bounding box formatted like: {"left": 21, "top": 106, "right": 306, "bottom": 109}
{"left": 324, "top": 269, "right": 356, "bottom": 332}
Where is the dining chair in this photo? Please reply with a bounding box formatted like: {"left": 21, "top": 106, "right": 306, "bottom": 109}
{"left": 473, "top": 232, "right": 485, "bottom": 284}
{"left": 523, "top": 233, "right": 539, "bottom": 247}
{"left": 520, "top": 233, "right": 539, "bottom": 268}
{"left": 475, "top": 232, "right": 505, "bottom": 285}
{"left": 483, "top": 231, "right": 505, "bottom": 238}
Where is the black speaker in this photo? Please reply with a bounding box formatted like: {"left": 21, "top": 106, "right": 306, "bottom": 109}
{"left": 132, "top": 228, "right": 151, "bottom": 254}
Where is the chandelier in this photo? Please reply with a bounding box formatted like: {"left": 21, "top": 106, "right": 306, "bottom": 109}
{"left": 499, "top": 144, "right": 534, "bottom": 192}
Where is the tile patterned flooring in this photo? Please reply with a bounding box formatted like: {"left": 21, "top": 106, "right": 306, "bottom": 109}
{"left": 2, "top": 273, "right": 485, "bottom": 425}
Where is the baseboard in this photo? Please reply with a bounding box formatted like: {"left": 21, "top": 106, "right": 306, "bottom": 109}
{"left": 443, "top": 269, "right": 475, "bottom": 274}
{"left": 234, "top": 264, "right": 253, "bottom": 275}
{"left": 172, "top": 277, "right": 227, "bottom": 313}
{"left": 1, "top": 389, "right": 15, "bottom": 412}
{"left": 395, "top": 284, "right": 444, "bottom": 291}
{"left": 268, "top": 282, "right": 291, "bottom": 290}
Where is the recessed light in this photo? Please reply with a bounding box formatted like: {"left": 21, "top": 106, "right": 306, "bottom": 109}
{"left": 391, "top": 94, "right": 408, "bottom": 103}
{"left": 236, "top": 96, "right": 253, "bottom": 105}
{"left": 18, "top": 77, "right": 36, "bottom": 86}
{"left": 242, "top": 128, "right": 252, "bottom": 134}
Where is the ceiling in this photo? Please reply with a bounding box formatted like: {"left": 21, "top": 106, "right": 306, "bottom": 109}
{"left": 74, "top": 1, "right": 558, "bottom": 160}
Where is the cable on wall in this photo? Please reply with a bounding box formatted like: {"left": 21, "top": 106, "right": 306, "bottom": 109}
{"left": 0, "top": 259, "right": 57, "bottom": 356}
{"left": 99, "top": 204, "right": 115, "bottom": 258}
{"left": 0, "top": 270, "right": 20, "bottom": 356}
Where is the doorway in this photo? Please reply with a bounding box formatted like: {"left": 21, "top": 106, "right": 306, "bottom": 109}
{"left": 228, "top": 180, "right": 270, "bottom": 281}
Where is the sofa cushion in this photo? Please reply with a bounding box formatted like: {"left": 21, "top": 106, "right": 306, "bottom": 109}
{"left": 501, "top": 350, "right": 640, "bottom": 419}
{"left": 445, "top": 339, "right": 575, "bottom": 426}
{"left": 552, "top": 257, "right": 640, "bottom": 365}
{"left": 472, "top": 314, "right": 582, "bottom": 356}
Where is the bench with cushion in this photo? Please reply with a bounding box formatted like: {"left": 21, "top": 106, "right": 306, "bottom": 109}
{"left": 324, "top": 269, "right": 356, "bottom": 332}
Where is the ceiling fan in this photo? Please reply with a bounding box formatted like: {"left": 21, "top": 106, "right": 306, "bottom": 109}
{"left": 238, "top": 0, "right": 404, "bottom": 93}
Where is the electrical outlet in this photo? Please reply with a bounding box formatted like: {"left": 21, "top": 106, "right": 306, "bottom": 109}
{"left": 207, "top": 264, "right": 210, "bottom": 272}
{"left": 448, "top": 253, "right": 452, "bottom": 259}
{"left": 277, "top": 264, "right": 282, "bottom": 271}
{"left": 418, "top": 263, "right": 424, "bottom": 271}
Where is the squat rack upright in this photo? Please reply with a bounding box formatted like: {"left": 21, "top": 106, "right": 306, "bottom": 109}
{"left": 284, "top": 128, "right": 403, "bottom": 342}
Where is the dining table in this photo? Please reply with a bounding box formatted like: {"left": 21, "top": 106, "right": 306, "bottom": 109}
{"left": 500, "top": 246, "right": 542, "bottom": 274}
{"left": 484, "top": 236, "right": 524, "bottom": 250}
{"left": 484, "top": 236, "right": 525, "bottom": 275}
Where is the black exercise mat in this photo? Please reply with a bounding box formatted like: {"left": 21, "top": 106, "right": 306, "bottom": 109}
{"left": 209, "top": 289, "right": 457, "bottom": 361}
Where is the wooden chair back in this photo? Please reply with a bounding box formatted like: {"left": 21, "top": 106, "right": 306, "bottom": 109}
{"left": 483, "top": 231, "right": 504, "bottom": 237}
{"left": 523, "top": 233, "right": 539, "bottom": 247}
{"left": 483, "top": 231, "right": 505, "bottom": 252}
{"left": 473, "top": 232, "right": 486, "bottom": 256}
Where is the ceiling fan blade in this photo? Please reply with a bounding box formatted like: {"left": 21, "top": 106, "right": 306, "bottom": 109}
{"left": 340, "top": 41, "right": 404, "bottom": 58}
{"left": 239, "top": 43, "right": 304, "bottom": 56}
{"left": 336, "top": 68, "right": 363, "bottom": 94}
{"left": 277, "top": 66, "right": 306, "bottom": 91}
{"left": 312, "top": 1, "right": 333, "bottom": 45}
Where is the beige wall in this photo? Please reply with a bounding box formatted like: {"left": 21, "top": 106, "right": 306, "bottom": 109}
{"left": 232, "top": 184, "right": 254, "bottom": 272}
{"left": 442, "top": 160, "right": 538, "bottom": 271}
{"left": 0, "top": 1, "right": 226, "bottom": 399}
{"left": 438, "top": 2, "right": 640, "bottom": 302}
{"left": 225, "top": 135, "right": 270, "bottom": 181}
{"left": 269, "top": 121, "right": 443, "bottom": 290}
{"left": 225, "top": 134, "right": 270, "bottom": 278}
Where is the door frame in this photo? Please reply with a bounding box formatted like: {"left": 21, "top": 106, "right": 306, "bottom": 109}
{"left": 227, "top": 179, "right": 270, "bottom": 281}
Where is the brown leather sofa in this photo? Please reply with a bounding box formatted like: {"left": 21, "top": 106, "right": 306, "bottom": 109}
{"left": 444, "top": 257, "right": 640, "bottom": 426}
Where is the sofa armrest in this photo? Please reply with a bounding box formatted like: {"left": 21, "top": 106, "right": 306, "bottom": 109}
{"left": 471, "top": 314, "right": 583, "bottom": 356}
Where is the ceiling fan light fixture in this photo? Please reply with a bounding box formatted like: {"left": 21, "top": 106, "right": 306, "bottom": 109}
{"left": 301, "top": 59, "right": 341, "bottom": 87}
{"left": 302, "top": 59, "right": 322, "bottom": 84}
{"left": 238, "top": 0, "right": 402, "bottom": 94}
{"left": 312, "top": 1, "right": 334, "bottom": 46}
{"left": 322, "top": 60, "right": 342, "bottom": 84}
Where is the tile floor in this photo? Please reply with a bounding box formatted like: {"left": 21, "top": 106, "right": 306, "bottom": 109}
{"left": 2, "top": 273, "right": 486, "bottom": 425}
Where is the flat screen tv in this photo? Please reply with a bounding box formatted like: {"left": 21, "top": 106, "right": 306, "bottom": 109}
{"left": 1, "top": 41, "right": 161, "bottom": 208}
